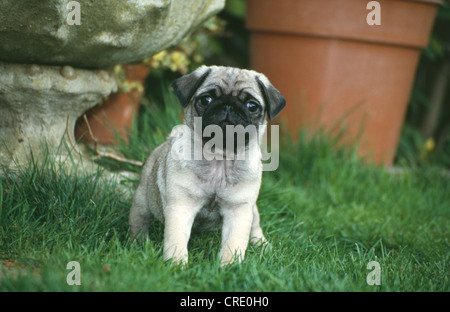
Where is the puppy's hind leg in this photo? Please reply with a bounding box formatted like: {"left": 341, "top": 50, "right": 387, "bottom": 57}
{"left": 129, "top": 190, "right": 152, "bottom": 241}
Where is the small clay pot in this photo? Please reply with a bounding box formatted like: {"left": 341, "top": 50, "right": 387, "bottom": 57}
{"left": 75, "top": 64, "right": 148, "bottom": 145}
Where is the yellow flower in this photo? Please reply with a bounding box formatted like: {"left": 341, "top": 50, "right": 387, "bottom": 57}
{"left": 120, "top": 80, "right": 144, "bottom": 94}
{"left": 152, "top": 50, "right": 167, "bottom": 62}
{"left": 425, "top": 138, "right": 435, "bottom": 152}
{"left": 113, "top": 64, "right": 122, "bottom": 75}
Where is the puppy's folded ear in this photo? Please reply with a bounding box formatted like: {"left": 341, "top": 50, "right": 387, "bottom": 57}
{"left": 256, "top": 76, "right": 286, "bottom": 121}
{"left": 171, "top": 66, "right": 212, "bottom": 107}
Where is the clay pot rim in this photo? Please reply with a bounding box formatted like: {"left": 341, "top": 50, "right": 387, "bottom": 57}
{"left": 248, "top": 29, "right": 428, "bottom": 51}
{"left": 397, "top": 0, "right": 443, "bottom": 5}
{"left": 247, "top": 0, "right": 443, "bottom": 50}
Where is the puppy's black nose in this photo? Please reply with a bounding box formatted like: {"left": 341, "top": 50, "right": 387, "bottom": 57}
{"left": 223, "top": 104, "right": 233, "bottom": 112}
{"left": 222, "top": 104, "right": 234, "bottom": 118}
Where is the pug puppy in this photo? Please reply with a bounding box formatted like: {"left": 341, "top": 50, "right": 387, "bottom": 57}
{"left": 129, "top": 65, "right": 286, "bottom": 266}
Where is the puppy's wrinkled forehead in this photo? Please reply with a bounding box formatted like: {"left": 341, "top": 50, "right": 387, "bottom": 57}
{"left": 172, "top": 65, "right": 286, "bottom": 121}
{"left": 197, "top": 67, "right": 263, "bottom": 104}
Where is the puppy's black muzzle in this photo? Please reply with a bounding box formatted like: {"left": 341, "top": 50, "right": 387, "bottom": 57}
{"left": 202, "top": 95, "right": 251, "bottom": 128}
{"left": 201, "top": 95, "right": 252, "bottom": 151}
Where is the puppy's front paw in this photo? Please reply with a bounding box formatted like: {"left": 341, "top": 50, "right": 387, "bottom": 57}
{"left": 163, "top": 246, "right": 189, "bottom": 266}
{"left": 259, "top": 241, "right": 272, "bottom": 254}
{"left": 251, "top": 237, "right": 272, "bottom": 254}
{"left": 219, "top": 248, "right": 245, "bottom": 267}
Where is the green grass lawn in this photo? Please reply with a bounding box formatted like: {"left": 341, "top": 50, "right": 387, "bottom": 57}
{"left": 0, "top": 92, "right": 449, "bottom": 292}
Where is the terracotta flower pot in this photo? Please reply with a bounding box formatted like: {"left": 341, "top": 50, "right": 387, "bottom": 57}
{"left": 75, "top": 64, "right": 148, "bottom": 145}
{"left": 246, "top": 0, "right": 441, "bottom": 165}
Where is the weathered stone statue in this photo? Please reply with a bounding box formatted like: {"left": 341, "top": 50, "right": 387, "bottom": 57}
{"left": 0, "top": 0, "right": 224, "bottom": 170}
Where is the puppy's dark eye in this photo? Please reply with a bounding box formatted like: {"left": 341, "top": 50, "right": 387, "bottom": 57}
{"left": 200, "top": 95, "right": 213, "bottom": 106}
{"left": 246, "top": 101, "right": 260, "bottom": 114}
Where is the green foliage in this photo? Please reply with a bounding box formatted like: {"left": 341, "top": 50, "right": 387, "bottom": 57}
{"left": 404, "top": 1, "right": 450, "bottom": 166}
{"left": 423, "top": 0, "right": 450, "bottom": 60}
